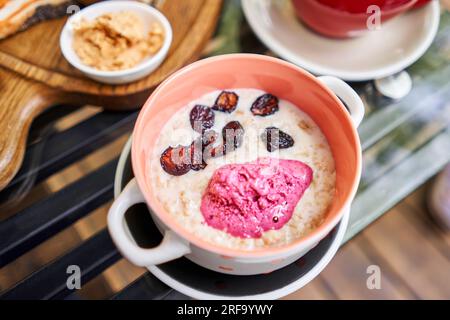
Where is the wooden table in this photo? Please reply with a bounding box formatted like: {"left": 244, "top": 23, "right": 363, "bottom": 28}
{"left": 0, "top": 1, "right": 449, "bottom": 299}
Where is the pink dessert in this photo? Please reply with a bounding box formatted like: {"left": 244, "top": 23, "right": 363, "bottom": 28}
{"left": 200, "top": 158, "right": 313, "bottom": 238}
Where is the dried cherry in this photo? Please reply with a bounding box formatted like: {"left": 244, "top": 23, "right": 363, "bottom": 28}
{"left": 160, "top": 145, "right": 191, "bottom": 176}
{"left": 212, "top": 91, "right": 239, "bottom": 113}
{"left": 222, "top": 121, "right": 244, "bottom": 149}
{"left": 251, "top": 93, "right": 279, "bottom": 116}
{"left": 190, "top": 105, "right": 215, "bottom": 133}
{"left": 261, "top": 127, "right": 294, "bottom": 152}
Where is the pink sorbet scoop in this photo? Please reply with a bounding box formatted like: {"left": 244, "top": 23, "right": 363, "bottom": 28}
{"left": 200, "top": 158, "right": 313, "bottom": 238}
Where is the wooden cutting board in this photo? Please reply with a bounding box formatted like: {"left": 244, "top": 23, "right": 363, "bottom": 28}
{"left": 0, "top": 0, "right": 222, "bottom": 190}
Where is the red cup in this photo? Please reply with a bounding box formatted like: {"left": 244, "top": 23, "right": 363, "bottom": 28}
{"left": 413, "top": 0, "right": 432, "bottom": 8}
{"left": 291, "top": 0, "right": 423, "bottom": 38}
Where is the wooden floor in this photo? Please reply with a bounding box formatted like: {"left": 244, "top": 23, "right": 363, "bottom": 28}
{"left": 286, "top": 182, "right": 450, "bottom": 300}
{"left": 0, "top": 107, "right": 449, "bottom": 300}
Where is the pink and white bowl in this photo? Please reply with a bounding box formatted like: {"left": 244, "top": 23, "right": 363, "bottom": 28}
{"left": 107, "top": 54, "right": 364, "bottom": 276}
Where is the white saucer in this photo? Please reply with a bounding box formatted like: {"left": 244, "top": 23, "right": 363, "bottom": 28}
{"left": 114, "top": 137, "right": 349, "bottom": 300}
{"left": 242, "top": 0, "right": 440, "bottom": 81}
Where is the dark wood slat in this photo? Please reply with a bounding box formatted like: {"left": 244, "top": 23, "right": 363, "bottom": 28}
{"left": 112, "top": 273, "right": 173, "bottom": 300}
{"left": 161, "top": 290, "right": 190, "bottom": 300}
{"left": 0, "top": 158, "right": 118, "bottom": 267}
{"left": 27, "top": 105, "right": 80, "bottom": 145}
{"left": 0, "top": 229, "right": 120, "bottom": 300}
{"left": 0, "top": 111, "right": 137, "bottom": 203}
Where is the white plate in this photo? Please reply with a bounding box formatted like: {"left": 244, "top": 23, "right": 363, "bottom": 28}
{"left": 114, "top": 137, "right": 349, "bottom": 300}
{"left": 242, "top": 0, "right": 440, "bottom": 81}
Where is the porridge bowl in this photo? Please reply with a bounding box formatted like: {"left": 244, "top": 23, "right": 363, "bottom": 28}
{"left": 108, "top": 54, "right": 364, "bottom": 275}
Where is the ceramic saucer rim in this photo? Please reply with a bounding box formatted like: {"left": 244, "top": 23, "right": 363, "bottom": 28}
{"left": 241, "top": 0, "right": 440, "bottom": 81}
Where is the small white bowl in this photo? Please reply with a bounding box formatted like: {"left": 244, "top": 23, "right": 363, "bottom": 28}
{"left": 60, "top": 1, "right": 173, "bottom": 85}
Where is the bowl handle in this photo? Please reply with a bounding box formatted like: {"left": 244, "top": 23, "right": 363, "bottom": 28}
{"left": 319, "top": 76, "right": 365, "bottom": 128}
{"left": 108, "top": 178, "right": 191, "bottom": 267}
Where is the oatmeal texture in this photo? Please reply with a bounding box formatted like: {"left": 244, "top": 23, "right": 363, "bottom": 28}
{"left": 72, "top": 11, "right": 164, "bottom": 71}
{"left": 149, "top": 89, "right": 336, "bottom": 250}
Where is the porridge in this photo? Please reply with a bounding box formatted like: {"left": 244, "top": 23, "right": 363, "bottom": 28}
{"left": 149, "top": 89, "right": 336, "bottom": 250}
